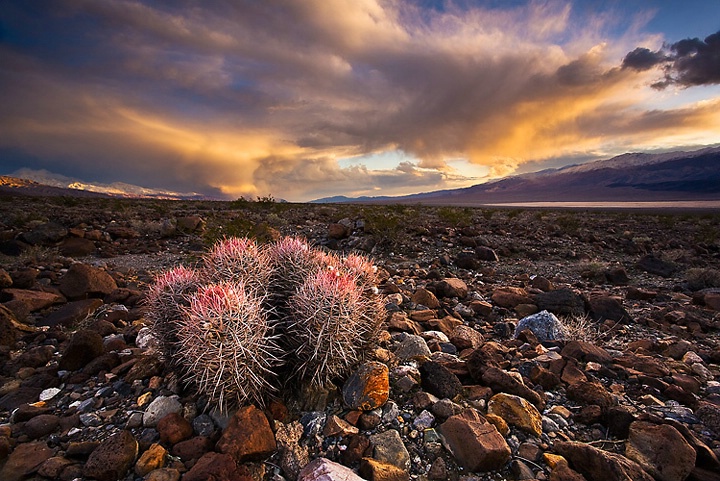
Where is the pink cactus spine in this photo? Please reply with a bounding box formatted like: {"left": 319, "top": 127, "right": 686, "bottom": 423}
{"left": 177, "top": 282, "right": 280, "bottom": 411}
{"left": 202, "top": 237, "right": 271, "bottom": 294}
{"left": 286, "top": 269, "right": 381, "bottom": 388}
{"left": 145, "top": 265, "right": 201, "bottom": 356}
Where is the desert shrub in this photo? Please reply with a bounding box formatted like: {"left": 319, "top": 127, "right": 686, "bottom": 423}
{"left": 561, "top": 314, "right": 602, "bottom": 344}
{"left": 362, "top": 208, "right": 404, "bottom": 246}
{"left": 145, "top": 236, "right": 385, "bottom": 411}
{"left": 437, "top": 206, "right": 474, "bottom": 227}
{"left": 686, "top": 267, "right": 720, "bottom": 291}
{"left": 555, "top": 213, "right": 580, "bottom": 234}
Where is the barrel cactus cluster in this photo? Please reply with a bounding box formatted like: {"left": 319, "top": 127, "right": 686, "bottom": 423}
{"left": 144, "top": 236, "right": 385, "bottom": 411}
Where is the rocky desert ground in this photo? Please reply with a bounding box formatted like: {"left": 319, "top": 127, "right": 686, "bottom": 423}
{"left": 0, "top": 195, "right": 719, "bottom": 481}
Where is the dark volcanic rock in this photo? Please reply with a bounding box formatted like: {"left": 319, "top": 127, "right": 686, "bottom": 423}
{"left": 83, "top": 430, "right": 138, "bottom": 481}
{"left": 420, "top": 361, "right": 463, "bottom": 399}
{"left": 637, "top": 254, "right": 677, "bottom": 278}
{"left": 38, "top": 298, "right": 104, "bottom": 328}
{"left": 59, "top": 329, "right": 105, "bottom": 371}
{"left": 535, "top": 288, "right": 585, "bottom": 317}
{"left": 0, "top": 441, "right": 55, "bottom": 481}
{"left": 587, "top": 296, "right": 633, "bottom": 323}
{"left": 554, "top": 441, "right": 653, "bottom": 481}
{"left": 59, "top": 263, "right": 117, "bottom": 300}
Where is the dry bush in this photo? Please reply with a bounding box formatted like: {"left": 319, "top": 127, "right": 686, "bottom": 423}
{"left": 685, "top": 267, "right": 720, "bottom": 291}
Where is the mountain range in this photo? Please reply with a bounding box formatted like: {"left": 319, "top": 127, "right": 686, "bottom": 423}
{"left": 2, "top": 146, "right": 719, "bottom": 204}
{"left": 313, "top": 146, "right": 720, "bottom": 205}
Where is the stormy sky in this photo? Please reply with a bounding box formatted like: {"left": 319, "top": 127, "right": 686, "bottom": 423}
{"left": 1, "top": 0, "right": 719, "bottom": 201}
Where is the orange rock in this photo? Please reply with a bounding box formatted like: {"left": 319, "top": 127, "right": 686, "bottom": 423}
{"left": 343, "top": 361, "right": 390, "bottom": 411}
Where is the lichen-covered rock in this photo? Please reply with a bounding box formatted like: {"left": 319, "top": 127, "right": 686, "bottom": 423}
{"left": 343, "top": 361, "right": 390, "bottom": 411}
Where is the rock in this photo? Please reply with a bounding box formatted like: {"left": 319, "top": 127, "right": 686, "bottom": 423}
{"left": 59, "top": 237, "right": 96, "bottom": 257}
{"left": 20, "top": 221, "right": 67, "bottom": 245}
{"left": 183, "top": 452, "right": 242, "bottom": 481}
{"left": 411, "top": 288, "right": 440, "bottom": 308}
{"left": 561, "top": 340, "right": 612, "bottom": 364}
{"left": 488, "top": 393, "right": 542, "bottom": 437}
{"left": 456, "top": 251, "right": 482, "bottom": 270}
{"left": 0, "top": 288, "right": 64, "bottom": 312}
{"left": 38, "top": 298, "right": 103, "bottom": 328}
{"left": 176, "top": 216, "right": 204, "bottom": 232}
{"left": 83, "top": 430, "right": 138, "bottom": 481}
{"left": 146, "top": 468, "right": 181, "bottom": 481}
{"left": 298, "top": 458, "right": 365, "bottom": 481}
{"left": 637, "top": 255, "right": 677, "bottom": 278}
{"left": 0, "top": 268, "right": 12, "bottom": 288}
{"left": 481, "top": 367, "right": 545, "bottom": 408}
{"left": 548, "top": 458, "right": 588, "bottom": 481}
{"left": 492, "top": 287, "right": 533, "bottom": 308}
{"left": 514, "top": 310, "right": 566, "bottom": 341}
{"left": 276, "top": 421, "right": 310, "bottom": 480}
{"left": 342, "top": 434, "right": 371, "bottom": 466}
{"left": 476, "top": 246, "right": 499, "bottom": 261}
{"left": 0, "top": 305, "right": 18, "bottom": 347}
{"left": 135, "top": 443, "right": 167, "bottom": 477}
{"left": 324, "top": 415, "right": 360, "bottom": 437}
{"left": 15, "top": 344, "right": 55, "bottom": 369}
{"left": 172, "top": 436, "right": 213, "bottom": 462}
{"left": 0, "top": 441, "right": 54, "bottom": 481}
{"left": 59, "top": 263, "right": 117, "bottom": 300}
{"left": 624, "top": 421, "right": 695, "bottom": 481}
{"left": 216, "top": 405, "right": 276, "bottom": 463}
{"left": 37, "top": 456, "right": 74, "bottom": 479}
{"left": 449, "top": 325, "right": 483, "bottom": 350}
{"left": 59, "top": 329, "right": 104, "bottom": 371}
{"left": 23, "top": 413, "right": 60, "bottom": 439}
{"left": 10, "top": 268, "right": 38, "bottom": 289}
{"left": 554, "top": 441, "right": 653, "bottom": 481}
{"left": 437, "top": 408, "right": 511, "bottom": 472}
{"left": 420, "top": 361, "right": 463, "bottom": 399}
{"left": 605, "top": 406, "right": 635, "bottom": 438}
{"left": 328, "top": 223, "right": 349, "bottom": 239}
{"left": 696, "top": 402, "right": 720, "bottom": 434}
{"left": 604, "top": 267, "right": 629, "bottom": 285}
{"left": 394, "top": 334, "right": 431, "bottom": 360}
{"left": 157, "top": 412, "right": 193, "bottom": 445}
{"left": 369, "top": 429, "right": 410, "bottom": 470}
{"left": 626, "top": 287, "right": 657, "bottom": 301}
{"left": 435, "top": 278, "right": 468, "bottom": 299}
{"left": 343, "top": 361, "right": 390, "bottom": 411}
{"left": 360, "top": 457, "right": 409, "bottom": 481}
{"left": 143, "top": 395, "right": 182, "bottom": 427}
{"left": 535, "top": 288, "right": 585, "bottom": 317}
{"left": 587, "top": 296, "right": 632, "bottom": 323}
{"left": 566, "top": 380, "right": 614, "bottom": 409}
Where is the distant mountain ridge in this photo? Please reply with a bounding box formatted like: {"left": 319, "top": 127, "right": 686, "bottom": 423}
{"left": 0, "top": 175, "right": 210, "bottom": 200}
{"left": 312, "top": 146, "right": 720, "bottom": 205}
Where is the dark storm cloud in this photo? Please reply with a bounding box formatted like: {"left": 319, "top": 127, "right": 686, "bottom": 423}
{"left": 622, "top": 47, "right": 668, "bottom": 71}
{"left": 623, "top": 30, "right": 720, "bottom": 88}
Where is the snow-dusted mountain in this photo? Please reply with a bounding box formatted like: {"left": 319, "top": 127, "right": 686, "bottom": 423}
{"left": 1, "top": 169, "right": 210, "bottom": 200}
{"left": 313, "top": 146, "right": 720, "bottom": 205}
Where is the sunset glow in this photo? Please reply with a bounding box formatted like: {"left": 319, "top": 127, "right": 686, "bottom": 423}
{"left": 1, "top": 1, "right": 719, "bottom": 201}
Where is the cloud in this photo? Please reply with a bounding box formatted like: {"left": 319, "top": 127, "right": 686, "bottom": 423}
{"left": 623, "top": 30, "right": 720, "bottom": 88}
{"left": 1, "top": 1, "right": 719, "bottom": 201}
